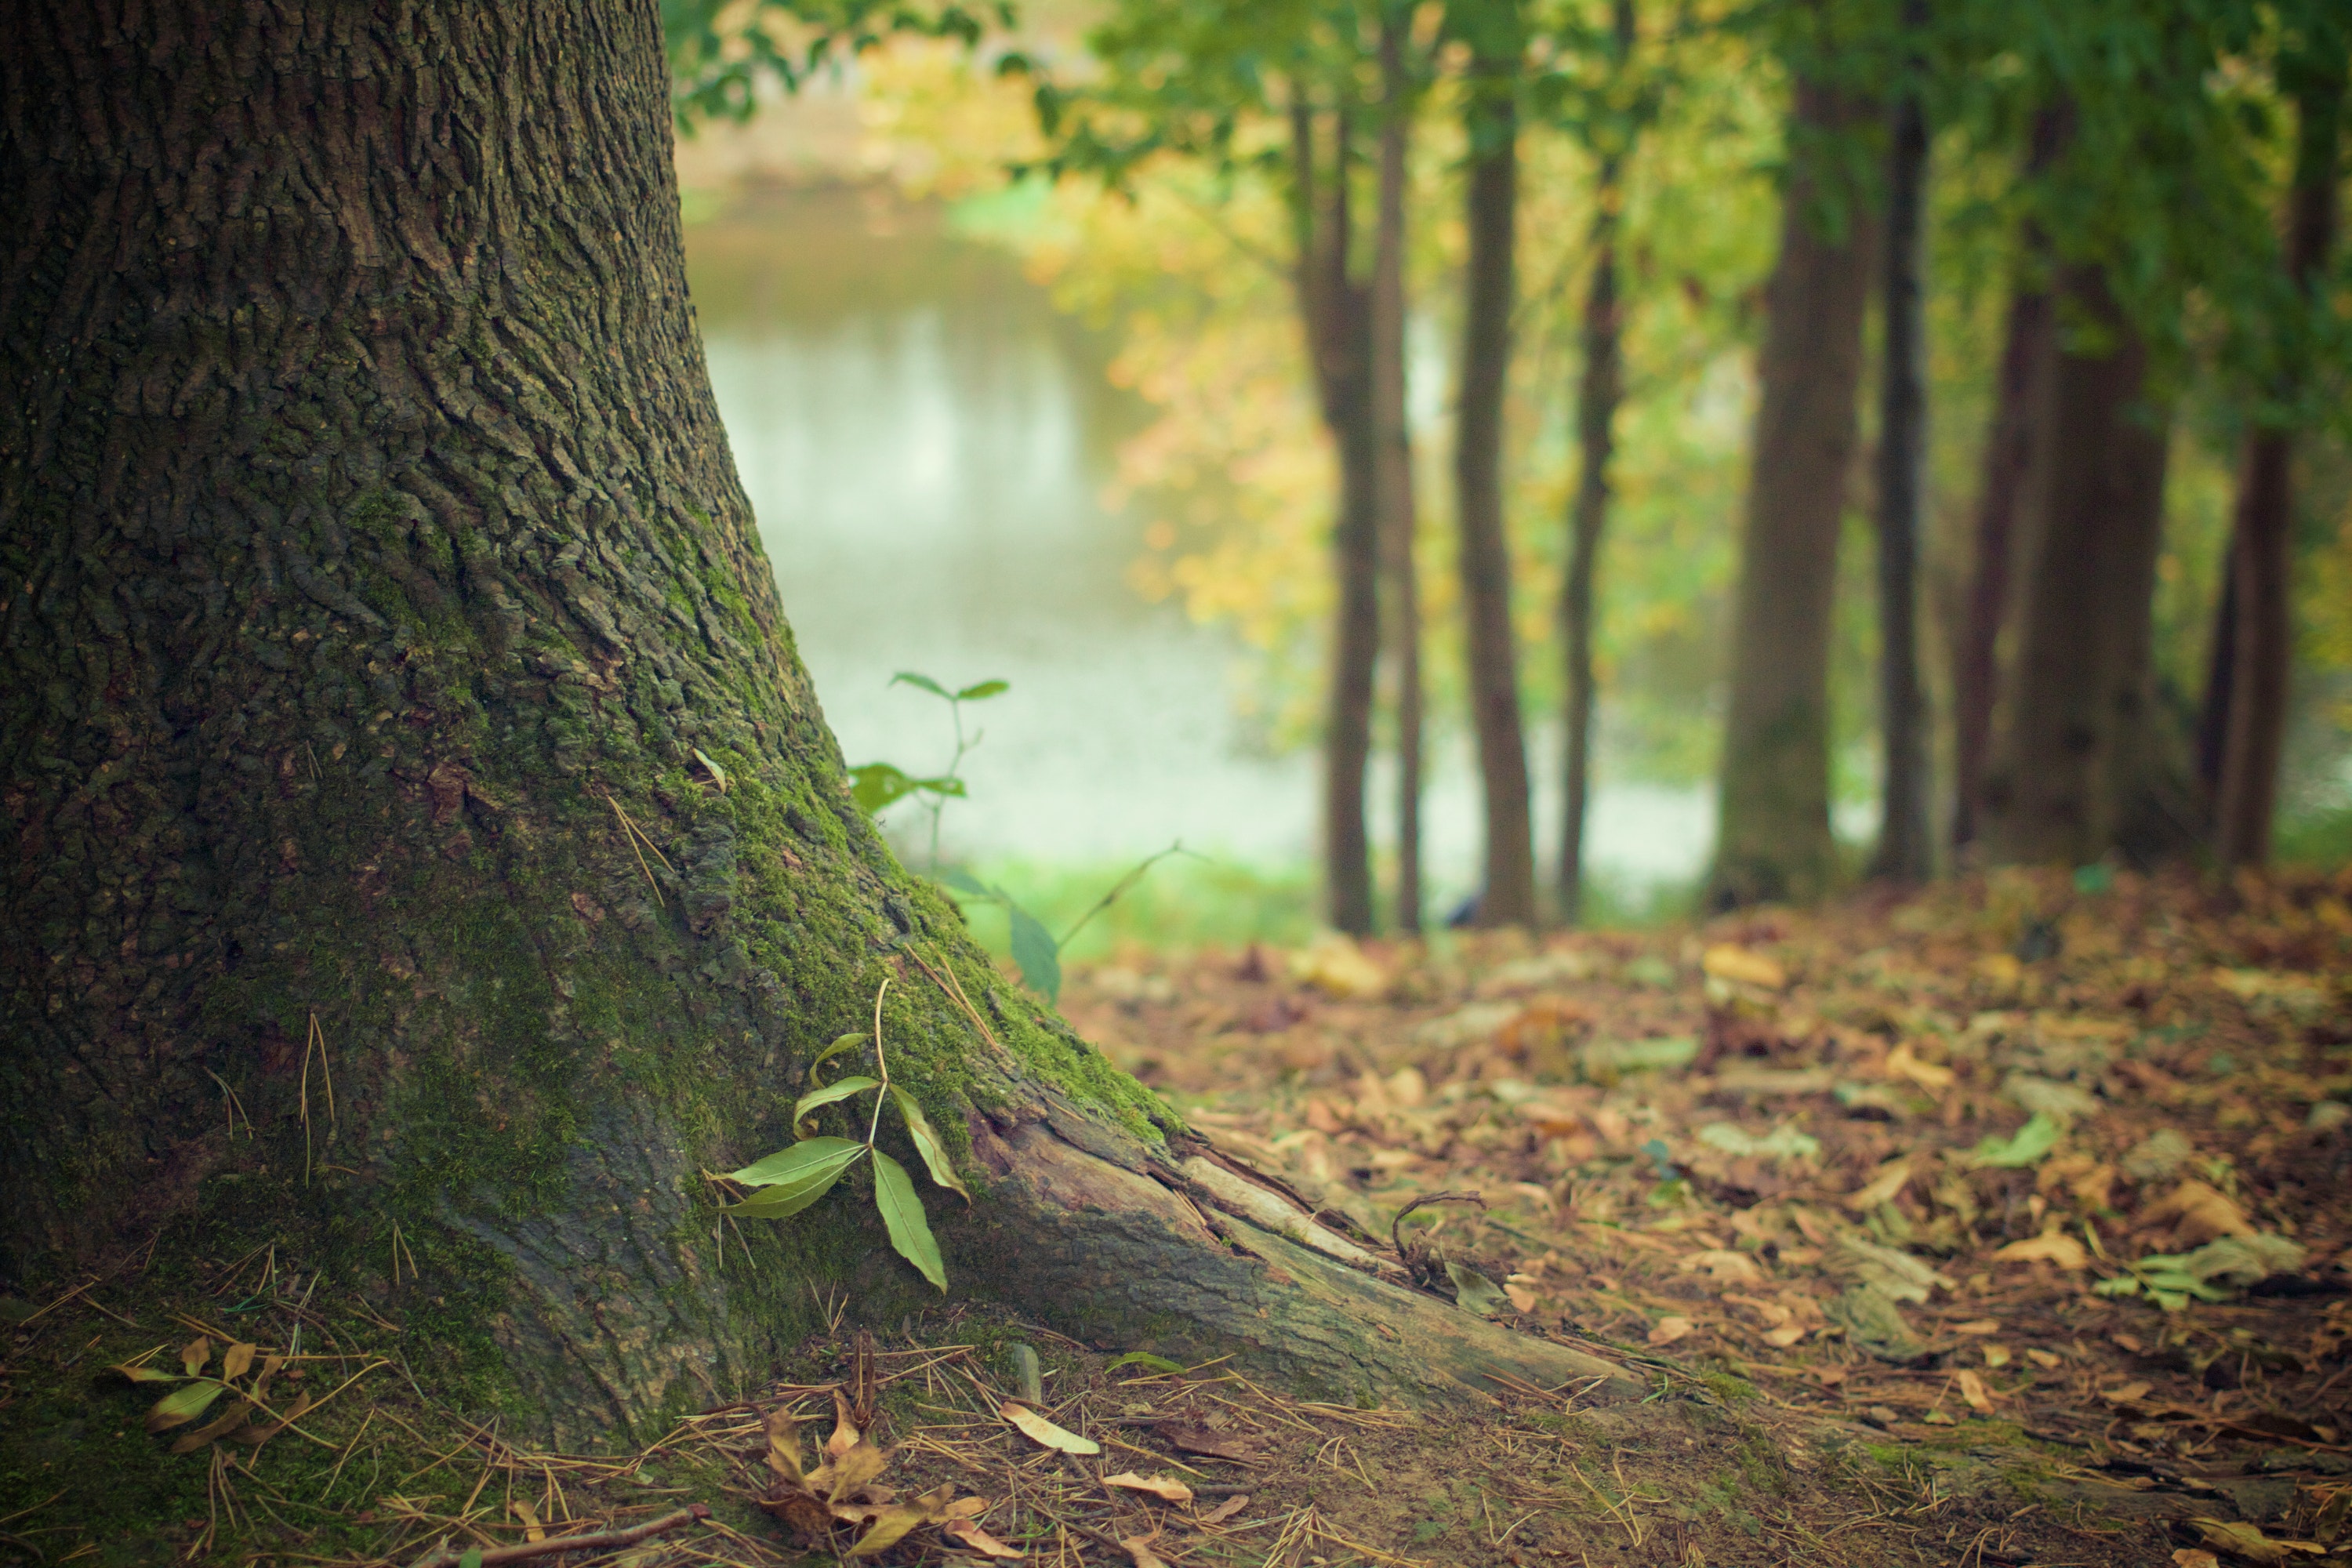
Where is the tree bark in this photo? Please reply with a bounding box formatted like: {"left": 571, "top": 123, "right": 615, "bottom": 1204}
{"left": 1559, "top": 0, "right": 1636, "bottom": 929}
{"left": 2214, "top": 32, "right": 2347, "bottom": 869}
{"left": 1708, "top": 79, "right": 1875, "bottom": 909}
{"left": 1867, "top": 40, "right": 1933, "bottom": 884}
{"left": 1453, "top": 15, "right": 1537, "bottom": 928}
{"left": 1293, "top": 102, "right": 1383, "bottom": 935}
{"left": 0, "top": 0, "right": 1630, "bottom": 1445}
{"left": 1374, "top": 8, "right": 1424, "bottom": 935}
{"left": 1980, "top": 267, "right": 2173, "bottom": 866}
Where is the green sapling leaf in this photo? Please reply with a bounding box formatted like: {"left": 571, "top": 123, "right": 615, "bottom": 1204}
{"left": 808, "top": 1031, "right": 869, "bottom": 1083}
{"left": 871, "top": 1150, "right": 946, "bottom": 1291}
{"left": 848, "top": 762, "right": 918, "bottom": 815}
{"left": 891, "top": 1084, "right": 972, "bottom": 1203}
{"left": 727, "top": 1137, "right": 869, "bottom": 1222}
{"left": 793, "top": 1076, "right": 880, "bottom": 1126}
{"left": 890, "top": 671, "right": 952, "bottom": 699}
{"left": 954, "top": 679, "right": 1010, "bottom": 701}
{"left": 1007, "top": 900, "right": 1062, "bottom": 1004}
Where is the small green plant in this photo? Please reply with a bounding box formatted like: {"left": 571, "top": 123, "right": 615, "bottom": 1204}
{"left": 722, "top": 978, "right": 969, "bottom": 1290}
{"left": 848, "top": 672, "right": 1007, "bottom": 868}
{"left": 943, "top": 844, "right": 1192, "bottom": 1004}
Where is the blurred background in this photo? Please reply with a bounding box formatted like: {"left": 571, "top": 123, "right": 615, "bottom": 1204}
{"left": 662, "top": 2, "right": 2352, "bottom": 954}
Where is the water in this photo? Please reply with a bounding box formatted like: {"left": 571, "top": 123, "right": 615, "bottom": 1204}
{"left": 684, "top": 187, "right": 1710, "bottom": 912}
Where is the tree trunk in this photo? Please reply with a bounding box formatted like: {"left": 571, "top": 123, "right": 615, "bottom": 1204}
{"left": 1294, "top": 103, "right": 1384, "bottom": 935}
{"left": 1868, "top": 42, "right": 1933, "bottom": 884}
{"left": 0, "top": 0, "right": 1630, "bottom": 1445}
{"left": 1454, "top": 19, "right": 1537, "bottom": 928}
{"left": 2214, "top": 35, "right": 2347, "bottom": 868}
{"left": 1559, "top": 0, "right": 1635, "bottom": 929}
{"left": 1374, "top": 9, "right": 1424, "bottom": 935}
{"left": 1708, "top": 79, "right": 1875, "bottom": 909}
{"left": 1980, "top": 268, "right": 2173, "bottom": 866}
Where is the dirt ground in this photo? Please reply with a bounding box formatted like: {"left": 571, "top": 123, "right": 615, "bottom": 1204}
{"left": 5, "top": 866, "right": 2350, "bottom": 1566}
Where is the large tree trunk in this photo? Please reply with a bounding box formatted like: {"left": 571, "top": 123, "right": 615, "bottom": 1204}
{"left": 1708, "top": 79, "right": 1875, "bottom": 909}
{"left": 1980, "top": 268, "right": 2173, "bottom": 866}
{"left": 1374, "top": 9, "right": 1425, "bottom": 935}
{"left": 1867, "top": 34, "right": 1933, "bottom": 884}
{"left": 1453, "top": 15, "right": 1537, "bottom": 928}
{"left": 2214, "top": 34, "right": 2347, "bottom": 868}
{"left": 0, "top": 0, "right": 1628, "bottom": 1446}
{"left": 1294, "top": 103, "right": 1384, "bottom": 935}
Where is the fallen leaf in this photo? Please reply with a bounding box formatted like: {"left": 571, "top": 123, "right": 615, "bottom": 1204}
{"left": 1992, "top": 1228, "right": 2090, "bottom": 1270}
{"left": 1289, "top": 934, "right": 1389, "bottom": 1000}
{"left": 2190, "top": 1517, "right": 2325, "bottom": 1564}
{"left": 180, "top": 1336, "right": 211, "bottom": 1377}
{"left": 1969, "top": 1112, "right": 2063, "bottom": 1169}
{"left": 2143, "top": 1180, "right": 2255, "bottom": 1246}
{"left": 847, "top": 1483, "right": 955, "bottom": 1559}
{"left": 1504, "top": 1282, "right": 1541, "bottom": 1312}
{"left": 2100, "top": 1381, "right": 2153, "bottom": 1404}
{"left": 1446, "top": 1262, "right": 1511, "bottom": 1316}
{"left": 1951, "top": 1319, "right": 2002, "bottom": 1335}
{"left": 941, "top": 1519, "right": 1025, "bottom": 1559}
{"left": 512, "top": 1501, "right": 545, "bottom": 1544}
{"left": 1648, "top": 1316, "right": 1695, "bottom": 1346}
{"left": 1120, "top": 1539, "right": 1171, "bottom": 1568}
{"left": 1883, "top": 1044, "right": 1954, "bottom": 1091}
{"left": 1197, "top": 1495, "right": 1250, "bottom": 1525}
{"left": 220, "top": 1342, "right": 256, "bottom": 1381}
{"left": 1681, "top": 1249, "right": 1764, "bottom": 1286}
{"left": 1844, "top": 1159, "right": 1914, "bottom": 1211}
{"left": 1982, "top": 1345, "right": 2011, "bottom": 1369}
{"left": 1702, "top": 945, "right": 1786, "bottom": 990}
{"left": 2026, "top": 1348, "right": 2062, "bottom": 1369}
{"left": 1161, "top": 1425, "right": 1260, "bottom": 1464}
{"left": 1000, "top": 1402, "right": 1101, "bottom": 1456}
{"left": 2174, "top": 1552, "right": 2221, "bottom": 1568}
{"left": 1105, "top": 1473, "right": 1194, "bottom": 1506}
{"left": 1958, "top": 1369, "right": 1994, "bottom": 1414}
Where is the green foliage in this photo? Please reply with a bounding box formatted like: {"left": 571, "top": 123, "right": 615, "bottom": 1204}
{"left": 663, "top": 0, "right": 1014, "bottom": 126}
{"left": 847, "top": 669, "right": 1005, "bottom": 867}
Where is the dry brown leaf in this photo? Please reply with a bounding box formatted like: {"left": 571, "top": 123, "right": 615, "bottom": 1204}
{"left": 1883, "top": 1044, "right": 1954, "bottom": 1091}
{"left": 1000, "top": 1401, "right": 1101, "bottom": 1455}
{"left": 1991, "top": 1228, "right": 2089, "bottom": 1269}
{"left": 1119, "top": 1533, "right": 1171, "bottom": 1568}
{"left": 1105, "top": 1472, "right": 1194, "bottom": 1506}
{"left": 220, "top": 1341, "right": 256, "bottom": 1381}
{"left": 2190, "top": 1518, "right": 2325, "bottom": 1564}
{"left": 1844, "top": 1159, "right": 1915, "bottom": 1211}
{"left": 1197, "top": 1495, "right": 1250, "bottom": 1525}
{"left": 2101, "top": 1381, "right": 2153, "bottom": 1404}
{"left": 1702, "top": 944, "right": 1786, "bottom": 990}
{"left": 2174, "top": 1552, "right": 2222, "bottom": 1568}
{"left": 1680, "top": 1249, "right": 1764, "bottom": 1286}
{"left": 512, "top": 1501, "right": 545, "bottom": 1544}
{"left": 2143, "top": 1180, "right": 2255, "bottom": 1246}
{"left": 1957, "top": 1369, "right": 1994, "bottom": 1414}
{"left": 941, "top": 1519, "right": 1025, "bottom": 1559}
{"left": 826, "top": 1388, "right": 863, "bottom": 1462}
{"left": 2026, "top": 1348, "right": 2062, "bottom": 1369}
{"left": 1648, "top": 1316, "right": 1695, "bottom": 1347}
{"left": 846, "top": 1483, "right": 955, "bottom": 1559}
{"left": 764, "top": 1405, "right": 805, "bottom": 1487}
{"left": 1951, "top": 1319, "right": 2002, "bottom": 1335}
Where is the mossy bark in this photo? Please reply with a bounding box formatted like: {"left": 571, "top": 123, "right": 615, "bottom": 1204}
{"left": 0, "top": 0, "right": 1629, "bottom": 1446}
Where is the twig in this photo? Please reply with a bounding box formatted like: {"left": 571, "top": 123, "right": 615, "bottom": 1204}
{"left": 405, "top": 1504, "right": 710, "bottom": 1568}
{"left": 601, "top": 792, "right": 673, "bottom": 906}
{"left": 908, "top": 946, "right": 1000, "bottom": 1054}
{"left": 866, "top": 975, "right": 893, "bottom": 1147}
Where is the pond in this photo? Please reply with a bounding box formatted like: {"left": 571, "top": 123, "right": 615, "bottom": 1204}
{"left": 684, "top": 185, "right": 1711, "bottom": 920}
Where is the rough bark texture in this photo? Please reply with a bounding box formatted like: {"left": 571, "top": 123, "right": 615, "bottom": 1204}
{"left": 1868, "top": 67, "right": 1933, "bottom": 884}
{"left": 1372, "top": 15, "right": 1422, "bottom": 935}
{"left": 1453, "top": 49, "right": 1535, "bottom": 928}
{"left": 1980, "top": 269, "right": 2172, "bottom": 867}
{"left": 2215, "top": 35, "right": 2345, "bottom": 869}
{"left": 0, "top": 0, "right": 1628, "bottom": 1446}
{"left": 1708, "top": 80, "right": 1874, "bottom": 909}
{"left": 1559, "top": 155, "right": 1624, "bottom": 927}
{"left": 1294, "top": 103, "right": 1381, "bottom": 936}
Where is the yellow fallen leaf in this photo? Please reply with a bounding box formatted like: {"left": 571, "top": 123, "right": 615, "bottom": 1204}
{"left": 1504, "top": 1282, "right": 1541, "bottom": 1312}
{"left": 2172, "top": 1552, "right": 2220, "bottom": 1568}
{"left": 511, "top": 1501, "right": 545, "bottom": 1544}
{"left": 1951, "top": 1319, "right": 2002, "bottom": 1335}
{"left": 1288, "top": 933, "right": 1390, "bottom": 1000}
{"left": 1958, "top": 1369, "right": 1993, "bottom": 1414}
{"left": 1120, "top": 1534, "right": 1171, "bottom": 1568}
{"left": 2190, "top": 1517, "right": 2325, "bottom": 1564}
{"left": 1974, "top": 953, "right": 2024, "bottom": 986}
{"left": 2143, "top": 1180, "right": 2253, "bottom": 1246}
{"left": 2100, "top": 1381, "right": 2152, "bottom": 1404}
{"left": 942, "top": 1519, "right": 1025, "bottom": 1559}
{"left": 1648, "top": 1316, "right": 1695, "bottom": 1347}
{"left": 1198, "top": 1495, "right": 1250, "bottom": 1525}
{"left": 1982, "top": 1345, "right": 2012, "bottom": 1369}
{"left": 1884, "top": 1044, "right": 1955, "bottom": 1092}
{"left": 1105, "top": 1473, "right": 1193, "bottom": 1506}
{"left": 1991, "top": 1228, "right": 2089, "bottom": 1269}
{"left": 1681, "top": 1249, "right": 1764, "bottom": 1286}
{"left": 1000, "top": 1402, "right": 1101, "bottom": 1456}
{"left": 1763, "top": 1323, "right": 1807, "bottom": 1348}
{"left": 2026, "top": 1348, "right": 2062, "bottom": 1369}
{"left": 1701, "top": 944, "right": 1786, "bottom": 991}
{"left": 221, "top": 1341, "right": 256, "bottom": 1381}
{"left": 847, "top": 1484, "right": 956, "bottom": 1559}
{"left": 1844, "top": 1159, "right": 1914, "bottom": 1211}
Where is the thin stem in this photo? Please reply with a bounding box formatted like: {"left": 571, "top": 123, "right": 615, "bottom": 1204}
{"left": 865, "top": 975, "right": 893, "bottom": 1147}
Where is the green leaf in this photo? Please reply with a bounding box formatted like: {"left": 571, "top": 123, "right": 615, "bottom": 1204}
{"left": 146, "top": 1379, "right": 230, "bottom": 1433}
{"left": 1969, "top": 1112, "right": 2063, "bottom": 1169}
{"left": 1446, "top": 1262, "right": 1510, "bottom": 1317}
{"left": 459, "top": 1551, "right": 483, "bottom": 1568}
{"left": 1105, "top": 1352, "right": 1186, "bottom": 1375}
{"left": 1007, "top": 899, "right": 1062, "bottom": 1004}
{"left": 938, "top": 867, "right": 996, "bottom": 899}
{"left": 114, "top": 1362, "right": 181, "bottom": 1384}
{"left": 872, "top": 1150, "right": 946, "bottom": 1291}
{"left": 2093, "top": 1276, "right": 2143, "bottom": 1298}
{"left": 891, "top": 1085, "right": 971, "bottom": 1203}
{"left": 691, "top": 747, "right": 730, "bottom": 792}
{"left": 953, "top": 679, "right": 1010, "bottom": 701}
{"left": 727, "top": 1138, "right": 869, "bottom": 1221}
{"left": 808, "top": 1031, "right": 868, "bottom": 1082}
{"left": 891, "top": 671, "right": 951, "bottom": 699}
{"left": 793, "top": 1076, "right": 880, "bottom": 1126}
{"left": 848, "top": 762, "right": 917, "bottom": 815}
{"left": 909, "top": 775, "right": 967, "bottom": 800}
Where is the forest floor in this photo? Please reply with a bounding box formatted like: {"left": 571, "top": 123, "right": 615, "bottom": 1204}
{"left": 5, "top": 866, "right": 2350, "bottom": 1567}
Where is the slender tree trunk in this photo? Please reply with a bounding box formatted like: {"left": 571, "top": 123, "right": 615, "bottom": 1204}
{"left": 2215, "top": 35, "right": 2347, "bottom": 868}
{"left": 0, "top": 0, "right": 1630, "bottom": 1444}
{"left": 1559, "top": 0, "right": 1636, "bottom": 928}
{"left": 1868, "top": 31, "right": 1933, "bottom": 884}
{"left": 1981, "top": 268, "right": 2173, "bottom": 866}
{"left": 1374, "top": 7, "right": 1424, "bottom": 935}
{"left": 1454, "top": 22, "right": 1537, "bottom": 927}
{"left": 1293, "top": 103, "right": 1383, "bottom": 934}
{"left": 1708, "top": 79, "right": 1876, "bottom": 909}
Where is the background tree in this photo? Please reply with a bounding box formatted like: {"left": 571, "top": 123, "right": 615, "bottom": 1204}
{"left": 1450, "top": 0, "right": 1540, "bottom": 927}
{"left": 0, "top": 0, "right": 1630, "bottom": 1444}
